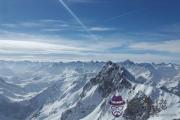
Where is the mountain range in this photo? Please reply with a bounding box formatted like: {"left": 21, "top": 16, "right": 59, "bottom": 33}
{"left": 0, "top": 60, "right": 179, "bottom": 120}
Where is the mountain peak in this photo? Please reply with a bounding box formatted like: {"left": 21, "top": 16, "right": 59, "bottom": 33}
{"left": 100, "top": 61, "right": 135, "bottom": 82}
{"left": 85, "top": 62, "right": 134, "bottom": 97}
{"left": 123, "top": 59, "right": 135, "bottom": 65}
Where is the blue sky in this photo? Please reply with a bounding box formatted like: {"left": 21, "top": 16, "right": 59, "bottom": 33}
{"left": 0, "top": 0, "right": 180, "bottom": 63}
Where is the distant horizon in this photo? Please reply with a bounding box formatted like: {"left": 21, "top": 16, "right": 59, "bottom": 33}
{"left": 0, "top": 59, "right": 179, "bottom": 65}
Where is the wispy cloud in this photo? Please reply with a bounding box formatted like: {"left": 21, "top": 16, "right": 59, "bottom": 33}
{"left": 0, "top": 20, "right": 69, "bottom": 29}
{"left": 1, "top": 22, "right": 45, "bottom": 28}
{"left": 19, "top": 22, "right": 45, "bottom": 28}
{"left": 129, "top": 40, "right": 180, "bottom": 53}
{"left": 89, "top": 27, "right": 115, "bottom": 32}
{"left": 0, "top": 19, "right": 119, "bottom": 38}
{"left": 42, "top": 28, "right": 64, "bottom": 32}
{"left": 0, "top": 40, "right": 88, "bottom": 54}
{"left": 1, "top": 23, "right": 17, "bottom": 28}
{"left": 0, "top": 31, "right": 124, "bottom": 54}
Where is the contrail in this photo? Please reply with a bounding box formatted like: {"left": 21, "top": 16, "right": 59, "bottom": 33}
{"left": 58, "top": 0, "right": 96, "bottom": 39}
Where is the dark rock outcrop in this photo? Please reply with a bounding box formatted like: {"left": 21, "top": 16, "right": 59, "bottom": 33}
{"left": 123, "top": 92, "right": 153, "bottom": 120}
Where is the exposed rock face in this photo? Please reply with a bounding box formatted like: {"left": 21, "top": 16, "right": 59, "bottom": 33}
{"left": 82, "top": 61, "right": 134, "bottom": 98}
{"left": 123, "top": 92, "right": 153, "bottom": 120}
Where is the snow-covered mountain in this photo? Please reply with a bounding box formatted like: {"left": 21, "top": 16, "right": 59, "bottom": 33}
{"left": 0, "top": 60, "right": 179, "bottom": 120}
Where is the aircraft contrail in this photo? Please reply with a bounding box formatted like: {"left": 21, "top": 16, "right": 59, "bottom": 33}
{"left": 58, "top": 0, "right": 96, "bottom": 39}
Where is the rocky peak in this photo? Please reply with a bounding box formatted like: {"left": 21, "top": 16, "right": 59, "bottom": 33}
{"left": 82, "top": 61, "right": 135, "bottom": 97}
{"left": 93, "top": 61, "right": 135, "bottom": 84}
{"left": 123, "top": 59, "right": 135, "bottom": 65}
